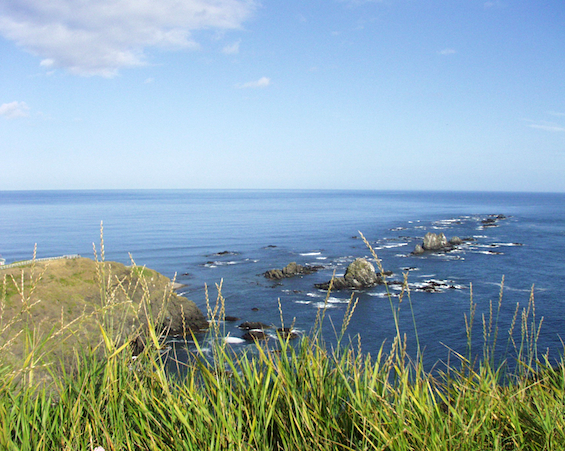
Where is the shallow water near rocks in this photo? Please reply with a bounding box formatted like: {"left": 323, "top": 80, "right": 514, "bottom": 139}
{"left": 1, "top": 190, "right": 564, "bottom": 370}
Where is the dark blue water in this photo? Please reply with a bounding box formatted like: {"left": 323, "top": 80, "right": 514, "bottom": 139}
{"left": 1, "top": 190, "right": 564, "bottom": 368}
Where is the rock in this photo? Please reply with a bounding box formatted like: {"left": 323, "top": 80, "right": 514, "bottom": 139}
{"left": 413, "top": 244, "right": 424, "bottom": 255}
{"left": 413, "top": 232, "right": 464, "bottom": 254}
{"left": 413, "top": 279, "right": 464, "bottom": 293}
{"left": 315, "top": 258, "right": 383, "bottom": 290}
{"left": 238, "top": 321, "right": 271, "bottom": 330}
{"left": 344, "top": 258, "right": 380, "bottom": 287}
{"left": 277, "top": 328, "right": 299, "bottom": 339}
{"left": 264, "top": 269, "right": 284, "bottom": 280}
{"left": 163, "top": 296, "right": 209, "bottom": 336}
{"left": 481, "top": 215, "right": 506, "bottom": 227}
{"left": 242, "top": 330, "right": 269, "bottom": 341}
{"left": 481, "top": 218, "right": 497, "bottom": 227}
{"left": 423, "top": 232, "right": 448, "bottom": 250}
{"left": 207, "top": 250, "right": 238, "bottom": 257}
{"left": 224, "top": 316, "right": 240, "bottom": 322}
{"left": 264, "top": 262, "right": 323, "bottom": 280}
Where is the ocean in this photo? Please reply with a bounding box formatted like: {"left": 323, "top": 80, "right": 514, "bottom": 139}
{"left": 1, "top": 190, "right": 564, "bottom": 369}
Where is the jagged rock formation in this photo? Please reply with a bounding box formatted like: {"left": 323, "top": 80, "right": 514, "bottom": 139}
{"left": 413, "top": 232, "right": 466, "bottom": 255}
{"left": 315, "top": 258, "right": 386, "bottom": 290}
{"left": 424, "top": 232, "right": 448, "bottom": 250}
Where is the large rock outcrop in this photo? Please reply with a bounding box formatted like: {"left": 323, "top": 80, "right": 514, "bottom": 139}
{"left": 315, "top": 258, "right": 385, "bottom": 290}
{"left": 424, "top": 232, "right": 448, "bottom": 250}
{"left": 413, "top": 232, "right": 466, "bottom": 255}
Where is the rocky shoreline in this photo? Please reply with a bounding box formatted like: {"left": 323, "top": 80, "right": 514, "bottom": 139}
{"left": 217, "top": 213, "right": 519, "bottom": 341}
{"left": 2, "top": 213, "right": 519, "bottom": 357}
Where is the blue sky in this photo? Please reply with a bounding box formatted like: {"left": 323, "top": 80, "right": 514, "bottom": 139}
{"left": 1, "top": 0, "right": 564, "bottom": 191}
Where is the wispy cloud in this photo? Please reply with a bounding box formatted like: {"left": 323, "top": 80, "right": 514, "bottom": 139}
{"left": 524, "top": 118, "right": 565, "bottom": 132}
{"left": 222, "top": 40, "right": 241, "bottom": 55}
{"left": 438, "top": 48, "right": 457, "bottom": 55}
{"left": 528, "top": 123, "right": 565, "bottom": 132}
{"left": 0, "top": 101, "right": 30, "bottom": 119}
{"left": 0, "top": 0, "right": 256, "bottom": 77}
{"left": 237, "top": 77, "right": 271, "bottom": 89}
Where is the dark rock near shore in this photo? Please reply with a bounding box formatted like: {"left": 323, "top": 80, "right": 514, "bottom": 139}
{"left": 315, "top": 258, "right": 385, "bottom": 290}
{"left": 277, "top": 327, "right": 299, "bottom": 339}
{"left": 164, "top": 297, "right": 209, "bottom": 336}
{"left": 242, "top": 330, "right": 269, "bottom": 341}
{"left": 264, "top": 262, "right": 324, "bottom": 280}
{"left": 238, "top": 321, "right": 271, "bottom": 330}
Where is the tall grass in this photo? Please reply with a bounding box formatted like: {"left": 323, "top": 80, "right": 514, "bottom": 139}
{"left": 1, "top": 237, "right": 564, "bottom": 450}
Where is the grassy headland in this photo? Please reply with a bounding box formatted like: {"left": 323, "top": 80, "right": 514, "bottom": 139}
{"left": 0, "top": 254, "right": 206, "bottom": 379}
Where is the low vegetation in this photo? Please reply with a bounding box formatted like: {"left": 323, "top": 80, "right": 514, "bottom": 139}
{"left": 0, "top": 236, "right": 564, "bottom": 450}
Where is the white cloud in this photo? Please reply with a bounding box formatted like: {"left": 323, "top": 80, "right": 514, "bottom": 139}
{"left": 524, "top": 117, "right": 565, "bottom": 132}
{"left": 0, "top": 101, "right": 30, "bottom": 119}
{"left": 222, "top": 39, "right": 241, "bottom": 54}
{"left": 238, "top": 76, "right": 271, "bottom": 88}
{"left": 528, "top": 123, "right": 565, "bottom": 132}
{"left": 438, "top": 48, "right": 456, "bottom": 55}
{"left": 40, "top": 58, "right": 55, "bottom": 68}
{"left": 0, "top": 0, "right": 256, "bottom": 77}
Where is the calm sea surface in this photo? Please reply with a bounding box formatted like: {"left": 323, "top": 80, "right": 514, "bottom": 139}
{"left": 1, "top": 190, "right": 564, "bottom": 368}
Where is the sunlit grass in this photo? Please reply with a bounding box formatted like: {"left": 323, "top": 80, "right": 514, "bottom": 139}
{"left": 1, "top": 234, "right": 564, "bottom": 450}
